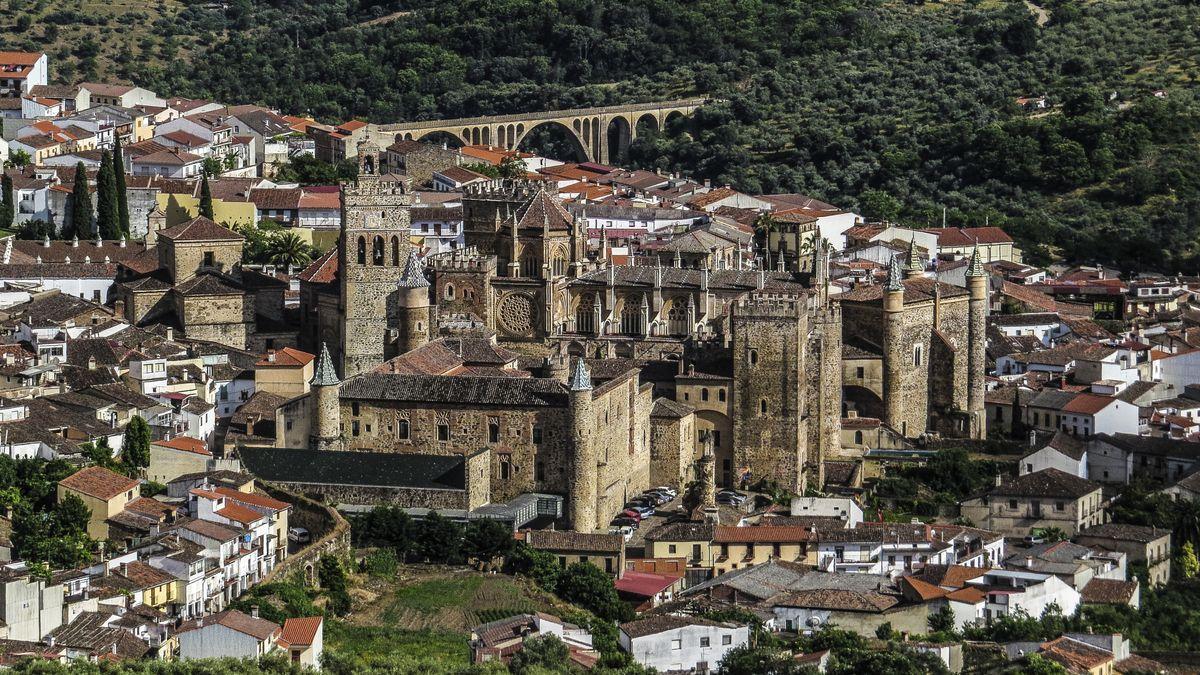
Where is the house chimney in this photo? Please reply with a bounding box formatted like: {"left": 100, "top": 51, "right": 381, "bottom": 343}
{"left": 166, "top": 327, "right": 173, "bottom": 341}
{"left": 266, "top": 349, "right": 276, "bottom": 363}
{"left": 250, "top": 605, "right": 259, "bottom": 618}
{"left": 1029, "top": 429, "right": 1038, "bottom": 448}
{"left": 113, "top": 299, "right": 125, "bottom": 317}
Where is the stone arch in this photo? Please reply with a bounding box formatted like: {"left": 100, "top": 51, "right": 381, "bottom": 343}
{"left": 664, "top": 110, "right": 685, "bottom": 129}
{"left": 635, "top": 113, "right": 659, "bottom": 136}
{"left": 391, "top": 235, "right": 400, "bottom": 266}
{"left": 356, "top": 236, "right": 366, "bottom": 265}
{"left": 567, "top": 341, "right": 587, "bottom": 356}
{"left": 606, "top": 116, "right": 632, "bottom": 165}
{"left": 572, "top": 118, "right": 582, "bottom": 134}
{"left": 844, "top": 385, "right": 884, "bottom": 420}
{"left": 461, "top": 128, "right": 471, "bottom": 142}
{"left": 515, "top": 120, "right": 589, "bottom": 163}
{"left": 471, "top": 128, "right": 481, "bottom": 145}
{"left": 482, "top": 126, "right": 491, "bottom": 146}
{"left": 418, "top": 130, "right": 464, "bottom": 148}
{"left": 581, "top": 118, "right": 591, "bottom": 151}
{"left": 592, "top": 117, "right": 601, "bottom": 157}
{"left": 507, "top": 124, "right": 517, "bottom": 149}
{"left": 372, "top": 235, "right": 385, "bottom": 265}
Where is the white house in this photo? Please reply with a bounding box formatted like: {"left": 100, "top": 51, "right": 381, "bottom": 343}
{"left": 0, "top": 52, "right": 48, "bottom": 97}
{"left": 789, "top": 496, "right": 864, "bottom": 527}
{"left": 177, "top": 609, "right": 281, "bottom": 660}
{"left": 131, "top": 149, "right": 204, "bottom": 178}
{"left": 966, "top": 569, "right": 1080, "bottom": 621}
{"left": 1020, "top": 432, "right": 1088, "bottom": 478}
{"left": 618, "top": 616, "right": 748, "bottom": 673}
{"left": 128, "top": 358, "right": 169, "bottom": 395}
{"left": 1060, "top": 393, "right": 1139, "bottom": 438}
{"left": 991, "top": 313, "right": 1067, "bottom": 348}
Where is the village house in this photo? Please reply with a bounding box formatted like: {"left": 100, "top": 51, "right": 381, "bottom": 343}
{"left": 57, "top": 466, "right": 140, "bottom": 539}
{"left": 959, "top": 468, "right": 1106, "bottom": 537}
{"left": 618, "top": 616, "right": 748, "bottom": 673}
{"left": 1074, "top": 523, "right": 1172, "bottom": 588}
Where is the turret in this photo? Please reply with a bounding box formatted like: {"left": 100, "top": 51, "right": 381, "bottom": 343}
{"left": 567, "top": 358, "right": 597, "bottom": 532}
{"left": 882, "top": 255, "right": 906, "bottom": 434}
{"left": 697, "top": 431, "right": 716, "bottom": 510}
{"left": 309, "top": 342, "right": 343, "bottom": 451}
{"left": 903, "top": 235, "right": 923, "bottom": 279}
{"left": 396, "top": 249, "right": 431, "bottom": 355}
{"left": 966, "top": 244, "right": 988, "bottom": 438}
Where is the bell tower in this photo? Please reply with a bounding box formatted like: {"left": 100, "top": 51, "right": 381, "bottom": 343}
{"left": 339, "top": 140, "right": 416, "bottom": 378}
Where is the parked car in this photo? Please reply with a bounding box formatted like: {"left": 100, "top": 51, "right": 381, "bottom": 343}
{"left": 716, "top": 493, "right": 746, "bottom": 506}
{"left": 621, "top": 509, "right": 645, "bottom": 521}
{"left": 628, "top": 495, "right": 657, "bottom": 507}
{"left": 625, "top": 504, "right": 655, "bottom": 517}
{"left": 609, "top": 525, "right": 634, "bottom": 541}
{"left": 643, "top": 491, "right": 672, "bottom": 504}
{"left": 288, "top": 527, "right": 311, "bottom": 544}
{"left": 651, "top": 486, "right": 678, "bottom": 498}
{"left": 610, "top": 516, "right": 639, "bottom": 529}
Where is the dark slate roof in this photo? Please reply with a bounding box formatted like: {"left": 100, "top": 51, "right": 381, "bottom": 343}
{"left": 174, "top": 272, "right": 244, "bottom": 296}
{"left": 1074, "top": 523, "right": 1170, "bottom": 543}
{"left": 839, "top": 276, "right": 969, "bottom": 303}
{"left": 339, "top": 373, "right": 568, "bottom": 407}
{"left": 156, "top": 216, "right": 243, "bottom": 242}
{"left": 1042, "top": 431, "right": 1087, "bottom": 460}
{"left": 239, "top": 447, "right": 466, "bottom": 490}
{"left": 1093, "top": 433, "right": 1200, "bottom": 459}
{"left": 646, "top": 520, "right": 714, "bottom": 542}
{"left": 619, "top": 616, "right": 733, "bottom": 639}
{"left": 982, "top": 468, "right": 1100, "bottom": 500}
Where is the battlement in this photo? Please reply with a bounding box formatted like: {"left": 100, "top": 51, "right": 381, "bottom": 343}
{"left": 733, "top": 293, "right": 804, "bottom": 320}
{"left": 428, "top": 246, "right": 497, "bottom": 273}
{"left": 462, "top": 178, "right": 558, "bottom": 202}
{"left": 808, "top": 299, "right": 842, "bottom": 325}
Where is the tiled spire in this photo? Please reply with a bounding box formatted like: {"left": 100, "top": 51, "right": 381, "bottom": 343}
{"left": 310, "top": 342, "right": 339, "bottom": 386}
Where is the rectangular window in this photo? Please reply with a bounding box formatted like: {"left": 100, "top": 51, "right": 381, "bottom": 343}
{"left": 397, "top": 418, "right": 409, "bottom": 439}
{"left": 351, "top": 421, "right": 360, "bottom": 436}
{"left": 437, "top": 424, "right": 449, "bottom": 441}
{"left": 499, "top": 458, "right": 511, "bottom": 480}
{"left": 1008, "top": 499, "right": 1018, "bottom": 509}
{"left": 856, "top": 366, "right": 864, "bottom": 379}
{"left": 536, "top": 462, "right": 545, "bottom": 481}
{"left": 700, "top": 637, "right": 710, "bottom": 647}
{"left": 202, "top": 251, "right": 215, "bottom": 267}
{"left": 605, "top": 558, "right": 613, "bottom": 574}
{"left": 692, "top": 544, "right": 701, "bottom": 560}
{"left": 668, "top": 544, "right": 677, "bottom": 554}
{"left": 351, "top": 402, "right": 360, "bottom": 416}
{"left": 532, "top": 426, "right": 542, "bottom": 444}
{"left": 671, "top": 639, "right": 682, "bottom": 650}
{"left": 722, "top": 635, "right": 732, "bottom": 645}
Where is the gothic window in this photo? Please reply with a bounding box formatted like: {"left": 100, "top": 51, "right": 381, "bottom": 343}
{"left": 521, "top": 253, "right": 540, "bottom": 278}
{"left": 391, "top": 236, "right": 400, "bottom": 266}
{"left": 702, "top": 388, "right": 709, "bottom": 402}
{"left": 488, "top": 419, "right": 500, "bottom": 444}
{"left": 620, "top": 295, "right": 645, "bottom": 336}
{"left": 445, "top": 284, "right": 455, "bottom": 300}
{"left": 913, "top": 343, "right": 923, "bottom": 366}
{"left": 576, "top": 294, "right": 597, "bottom": 334}
{"left": 666, "top": 297, "right": 688, "bottom": 336}
{"left": 357, "top": 236, "right": 366, "bottom": 265}
{"left": 748, "top": 349, "right": 758, "bottom": 365}
{"left": 397, "top": 418, "right": 410, "bottom": 440}
{"left": 551, "top": 246, "right": 567, "bottom": 277}
{"left": 372, "top": 236, "right": 385, "bottom": 266}
{"left": 499, "top": 458, "right": 512, "bottom": 480}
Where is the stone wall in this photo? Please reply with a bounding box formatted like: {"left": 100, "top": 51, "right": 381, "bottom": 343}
{"left": 586, "top": 376, "right": 654, "bottom": 529}
{"left": 257, "top": 483, "right": 352, "bottom": 587}
{"left": 269, "top": 481, "right": 473, "bottom": 511}
{"left": 127, "top": 187, "right": 159, "bottom": 240}
{"left": 649, "top": 411, "right": 695, "bottom": 490}
{"left": 388, "top": 144, "right": 462, "bottom": 186}
{"left": 160, "top": 239, "right": 243, "bottom": 283}
{"left": 178, "top": 292, "right": 253, "bottom": 350}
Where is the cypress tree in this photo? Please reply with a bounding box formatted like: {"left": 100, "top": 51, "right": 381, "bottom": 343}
{"left": 95, "top": 151, "right": 120, "bottom": 239}
{"left": 69, "top": 162, "right": 93, "bottom": 239}
{"left": 198, "top": 173, "right": 214, "bottom": 219}
{"left": 112, "top": 134, "right": 129, "bottom": 235}
{"left": 0, "top": 174, "right": 13, "bottom": 231}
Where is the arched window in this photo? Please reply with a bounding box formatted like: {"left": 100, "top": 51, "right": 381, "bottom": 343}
{"left": 356, "top": 236, "right": 366, "bottom": 265}
{"left": 576, "top": 294, "right": 597, "bottom": 334}
{"left": 666, "top": 298, "right": 688, "bottom": 336}
{"left": 445, "top": 284, "right": 455, "bottom": 300}
{"left": 397, "top": 418, "right": 410, "bottom": 440}
{"left": 620, "top": 295, "right": 645, "bottom": 336}
{"left": 551, "top": 246, "right": 567, "bottom": 277}
{"left": 372, "top": 236, "right": 385, "bottom": 266}
{"left": 913, "top": 343, "right": 923, "bottom": 366}
{"left": 702, "top": 388, "right": 710, "bottom": 402}
{"left": 718, "top": 389, "right": 726, "bottom": 402}
{"left": 760, "top": 399, "right": 768, "bottom": 415}
{"left": 854, "top": 430, "right": 863, "bottom": 445}
{"left": 488, "top": 421, "right": 500, "bottom": 444}
{"left": 521, "top": 253, "right": 540, "bottom": 278}
{"left": 391, "top": 236, "right": 400, "bottom": 266}
{"left": 748, "top": 349, "right": 758, "bottom": 366}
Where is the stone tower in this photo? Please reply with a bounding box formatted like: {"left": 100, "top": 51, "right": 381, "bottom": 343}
{"left": 966, "top": 245, "right": 988, "bottom": 439}
{"left": 696, "top": 431, "right": 716, "bottom": 510}
{"left": 567, "top": 358, "right": 597, "bottom": 532}
{"left": 339, "top": 140, "right": 415, "bottom": 378}
{"left": 881, "top": 255, "right": 907, "bottom": 435}
{"left": 731, "top": 295, "right": 808, "bottom": 493}
{"left": 309, "top": 342, "right": 343, "bottom": 451}
{"left": 903, "top": 235, "right": 923, "bottom": 279}
{"left": 396, "top": 248, "right": 431, "bottom": 355}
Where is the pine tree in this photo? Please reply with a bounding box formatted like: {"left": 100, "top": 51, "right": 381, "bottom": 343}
{"left": 112, "top": 134, "right": 129, "bottom": 235}
{"left": 68, "top": 162, "right": 93, "bottom": 239}
{"left": 199, "top": 173, "right": 214, "bottom": 219}
{"left": 95, "top": 151, "right": 120, "bottom": 239}
{"left": 0, "top": 174, "right": 13, "bottom": 231}
{"left": 120, "top": 416, "right": 151, "bottom": 471}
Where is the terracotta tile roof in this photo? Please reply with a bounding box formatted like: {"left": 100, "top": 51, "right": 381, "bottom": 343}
{"left": 215, "top": 486, "right": 291, "bottom": 512}
{"left": 775, "top": 588, "right": 899, "bottom": 612}
{"left": 337, "top": 120, "right": 367, "bottom": 132}
{"left": 900, "top": 576, "right": 947, "bottom": 601}
{"left": 116, "top": 561, "right": 174, "bottom": 589}
{"left": 156, "top": 216, "right": 243, "bottom": 242}
{"left": 1080, "top": 578, "right": 1138, "bottom": 605}
{"left": 1040, "top": 636, "right": 1113, "bottom": 671}
{"left": 686, "top": 187, "right": 739, "bottom": 208}
{"left": 152, "top": 436, "right": 210, "bottom": 456}
{"left": 945, "top": 586, "right": 987, "bottom": 603}
{"left": 0, "top": 51, "right": 44, "bottom": 66}
{"left": 713, "top": 525, "right": 814, "bottom": 543}
{"left": 1062, "top": 393, "right": 1117, "bottom": 415}
{"left": 279, "top": 616, "right": 322, "bottom": 646}
{"left": 614, "top": 571, "right": 681, "bottom": 597}
{"left": 132, "top": 149, "right": 202, "bottom": 166}
{"left": 125, "top": 497, "right": 177, "bottom": 518}
{"left": 216, "top": 502, "right": 265, "bottom": 525}
{"left": 255, "top": 347, "right": 315, "bottom": 368}
{"left": 249, "top": 188, "right": 302, "bottom": 210}
{"left": 298, "top": 189, "right": 340, "bottom": 209}
{"left": 921, "top": 226, "right": 1013, "bottom": 246}
{"left": 178, "top": 609, "right": 280, "bottom": 641}
{"left": 914, "top": 564, "right": 988, "bottom": 589}
{"left": 526, "top": 529, "right": 623, "bottom": 553}
{"left": 59, "top": 466, "right": 138, "bottom": 501}
{"left": 178, "top": 517, "right": 242, "bottom": 542}
{"left": 297, "top": 245, "right": 338, "bottom": 283}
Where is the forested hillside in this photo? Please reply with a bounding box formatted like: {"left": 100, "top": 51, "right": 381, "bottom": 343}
{"left": 5, "top": 0, "right": 1200, "bottom": 270}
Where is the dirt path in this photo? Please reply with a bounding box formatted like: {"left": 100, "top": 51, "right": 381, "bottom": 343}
{"left": 358, "top": 10, "right": 412, "bottom": 27}
{"left": 1024, "top": 0, "right": 1050, "bottom": 26}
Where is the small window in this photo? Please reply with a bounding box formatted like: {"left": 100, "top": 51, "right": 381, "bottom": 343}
{"left": 718, "top": 389, "right": 726, "bottom": 402}
{"left": 760, "top": 399, "right": 767, "bottom": 415}
{"left": 856, "top": 366, "right": 864, "bottom": 378}
{"left": 700, "top": 637, "right": 710, "bottom": 647}
{"left": 702, "top": 388, "right": 709, "bottom": 402}
{"left": 202, "top": 251, "right": 215, "bottom": 267}
{"left": 748, "top": 349, "right": 758, "bottom": 365}
{"left": 1008, "top": 499, "right": 1018, "bottom": 509}
{"left": 854, "top": 430, "right": 863, "bottom": 444}
{"left": 913, "top": 344, "right": 923, "bottom": 366}
{"left": 671, "top": 639, "right": 682, "bottom": 650}
{"left": 532, "top": 426, "right": 543, "bottom": 444}
{"left": 722, "top": 635, "right": 732, "bottom": 645}
{"left": 397, "top": 418, "right": 409, "bottom": 440}
{"left": 668, "top": 544, "right": 677, "bottom": 554}
{"left": 351, "top": 421, "right": 360, "bottom": 437}
{"left": 437, "top": 424, "right": 450, "bottom": 441}
{"left": 1055, "top": 501, "right": 1065, "bottom": 511}
{"left": 488, "top": 421, "right": 500, "bottom": 444}
{"left": 499, "top": 458, "right": 511, "bottom": 480}
{"left": 445, "top": 284, "right": 455, "bottom": 300}
{"left": 536, "top": 462, "right": 545, "bottom": 481}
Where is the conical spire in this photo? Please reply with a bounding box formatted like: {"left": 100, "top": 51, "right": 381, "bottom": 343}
{"left": 311, "top": 342, "right": 339, "bottom": 386}
{"left": 397, "top": 248, "right": 429, "bottom": 288}
{"left": 904, "top": 235, "right": 923, "bottom": 274}
{"left": 885, "top": 255, "right": 904, "bottom": 292}
{"left": 966, "top": 243, "right": 985, "bottom": 277}
{"left": 568, "top": 357, "right": 592, "bottom": 391}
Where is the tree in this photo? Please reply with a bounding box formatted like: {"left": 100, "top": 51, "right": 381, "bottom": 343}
{"left": 496, "top": 155, "right": 527, "bottom": 179}
{"left": 928, "top": 605, "right": 956, "bottom": 633}
{"left": 858, "top": 190, "right": 902, "bottom": 222}
{"left": 1022, "top": 653, "right": 1070, "bottom": 675}
{"left": 507, "top": 543, "right": 562, "bottom": 590}
{"left": 717, "top": 644, "right": 804, "bottom": 675}
{"left": 875, "top": 621, "right": 895, "bottom": 640}
{"left": 1181, "top": 542, "right": 1200, "bottom": 580}
{"left": 0, "top": 173, "right": 13, "bottom": 230}
{"left": 68, "top": 162, "right": 93, "bottom": 239}
{"left": 95, "top": 150, "right": 121, "bottom": 239}
{"left": 199, "top": 173, "right": 214, "bottom": 219}
{"left": 508, "top": 634, "right": 570, "bottom": 674}
{"left": 413, "top": 511, "right": 464, "bottom": 564}
{"left": 463, "top": 518, "right": 515, "bottom": 562}
{"left": 202, "top": 156, "right": 224, "bottom": 179}
{"left": 112, "top": 134, "right": 129, "bottom": 235}
{"left": 5, "top": 149, "right": 31, "bottom": 169}
{"left": 555, "top": 562, "right": 632, "bottom": 622}
{"left": 267, "top": 231, "right": 314, "bottom": 268}
{"left": 319, "top": 555, "right": 351, "bottom": 615}
{"left": 120, "top": 417, "right": 151, "bottom": 471}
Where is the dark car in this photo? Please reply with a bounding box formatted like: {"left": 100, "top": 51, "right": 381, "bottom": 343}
{"left": 610, "top": 516, "right": 639, "bottom": 529}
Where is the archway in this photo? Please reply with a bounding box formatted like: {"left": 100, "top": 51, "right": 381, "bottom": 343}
{"left": 606, "top": 116, "right": 632, "bottom": 165}
{"left": 416, "top": 130, "right": 465, "bottom": 148}
{"left": 664, "top": 110, "right": 685, "bottom": 131}
{"left": 843, "top": 385, "right": 884, "bottom": 420}
{"left": 635, "top": 113, "right": 659, "bottom": 137}
{"left": 517, "top": 121, "right": 588, "bottom": 163}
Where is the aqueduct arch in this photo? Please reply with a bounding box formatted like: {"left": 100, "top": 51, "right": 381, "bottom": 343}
{"left": 368, "top": 98, "right": 708, "bottom": 164}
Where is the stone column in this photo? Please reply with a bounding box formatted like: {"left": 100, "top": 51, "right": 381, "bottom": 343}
{"left": 967, "top": 246, "right": 989, "bottom": 439}
{"left": 568, "top": 360, "right": 597, "bottom": 532}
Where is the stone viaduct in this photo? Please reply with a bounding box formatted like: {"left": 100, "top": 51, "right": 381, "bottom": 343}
{"left": 367, "top": 98, "right": 708, "bottom": 164}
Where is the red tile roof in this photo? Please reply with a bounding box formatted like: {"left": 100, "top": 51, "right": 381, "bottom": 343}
{"left": 59, "top": 466, "right": 138, "bottom": 501}
{"left": 255, "top": 347, "right": 315, "bottom": 368}
{"left": 217, "top": 503, "right": 266, "bottom": 525}
{"left": 297, "top": 245, "right": 338, "bottom": 283}
{"left": 614, "top": 571, "right": 681, "bottom": 597}
{"left": 279, "top": 617, "right": 323, "bottom": 646}
{"left": 157, "top": 216, "right": 243, "bottom": 242}
{"left": 1062, "top": 393, "right": 1116, "bottom": 415}
{"left": 152, "top": 436, "right": 211, "bottom": 456}
{"left": 215, "top": 486, "right": 291, "bottom": 512}
{"left": 712, "top": 525, "right": 814, "bottom": 543}
{"left": 921, "top": 226, "right": 1013, "bottom": 246}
